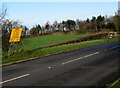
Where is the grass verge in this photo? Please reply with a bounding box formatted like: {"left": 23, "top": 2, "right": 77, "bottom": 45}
{"left": 2, "top": 36, "right": 120, "bottom": 64}
{"left": 106, "top": 78, "right": 120, "bottom": 88}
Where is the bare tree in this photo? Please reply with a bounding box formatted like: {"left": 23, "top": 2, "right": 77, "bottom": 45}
{"left": 2, "top": 19, "right": 23, "bottom": 51}
{"left": 112, "top": 15, "right": 120, "bottom": 31}
{"left": 0, "top": 3, "right": 7, "bottom": 21}
{"left": 53, "top": 21, "right": 58, "bottom": 31}
{"left": 0, "top": 3, "right": 7, "bottom": 38}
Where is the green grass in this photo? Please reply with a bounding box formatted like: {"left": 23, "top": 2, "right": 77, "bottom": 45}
{"left": 16, "top": 33, "right": 89, "bottom": 51}
{"left": 106, "top": 78, "right": 120, "bottom": 88}
{"left": 2, "top": 36, "right": 120, "bottom": 64}
{"left": 111, "top": 81, "right": 120, "bottom": 88}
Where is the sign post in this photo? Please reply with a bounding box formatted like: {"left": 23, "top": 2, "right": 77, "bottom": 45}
{"left": 8, "top": 28, "right": 23, "bottom": 56}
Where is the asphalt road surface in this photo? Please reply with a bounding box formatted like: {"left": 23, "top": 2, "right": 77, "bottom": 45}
{"left": 1, "top": 41, "right": 120, "bottom": 88}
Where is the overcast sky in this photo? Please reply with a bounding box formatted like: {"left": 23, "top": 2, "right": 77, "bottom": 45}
{"left": 4, "top": 2, "right": 118, "bottom": 28}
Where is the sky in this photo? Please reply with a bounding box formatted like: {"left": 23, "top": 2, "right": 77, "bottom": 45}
{"left": 2, "top": 2, "right": 119, "bottom": 29}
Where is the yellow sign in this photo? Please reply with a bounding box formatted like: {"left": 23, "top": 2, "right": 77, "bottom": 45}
{"left": 9, "top": 28, "right": 23, "bottom": 42}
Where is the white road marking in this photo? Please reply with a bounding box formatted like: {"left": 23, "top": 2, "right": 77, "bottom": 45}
{"left": 0, "top": 74, "right": 29, "bottom": 85}
{"left": 48, "top": 67, "right": 51, "bottom": 69}
{"left": 104, "top": 49, "right": 107, "bottom": 51}
{"left": 62, "top": 52, "right": 99, "bottom": 65}
{"left": 104, "top": 45, "right": 120, "bottom": 51}
{"left": 62, "top": 63, "right": 65, "bottom": 65}
{"left": 110, "top": 46, "right": 120, "bottom": 50}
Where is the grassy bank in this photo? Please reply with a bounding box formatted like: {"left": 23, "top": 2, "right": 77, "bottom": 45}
{"left": 14, "top": 33, "right": 89, "bottom": 51}
{"left": 2, "top": 36, "right": 120, "bottom": 64}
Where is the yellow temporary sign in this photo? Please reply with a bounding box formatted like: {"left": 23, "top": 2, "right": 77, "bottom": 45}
{"left": 9, "top": 28, "right": 23, "bottom": 42}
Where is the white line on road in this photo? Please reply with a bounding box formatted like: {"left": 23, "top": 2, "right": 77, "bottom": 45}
{"left": 104, "top": 45, "right": 120, "bottom": 51}
{"left": 62, "top": 52, "right": 99, "bottom": 65}
{"left": 110, "top": 46, "right": 120, "bottom": 50}
{"left": 48, "top": 67, "right": 51, "bottom": 69}
{"left": 104, "top": 49, "right": 107, "bottom": 51}
{"left": 0, "top": 74, "right": 29, "bottom": 85}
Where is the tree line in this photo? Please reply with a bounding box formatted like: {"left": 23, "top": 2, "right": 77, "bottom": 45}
{"left": 29, "top": 15, "right": 120, "bottom": 36}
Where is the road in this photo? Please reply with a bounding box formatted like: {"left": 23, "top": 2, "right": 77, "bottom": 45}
{"left": 1, "top": 41, "right": 120, "bottom": 88}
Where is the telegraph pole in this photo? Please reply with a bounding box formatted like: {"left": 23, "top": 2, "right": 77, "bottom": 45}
{"left": 118, "top": 1, "right": 120, "bottom": 16}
